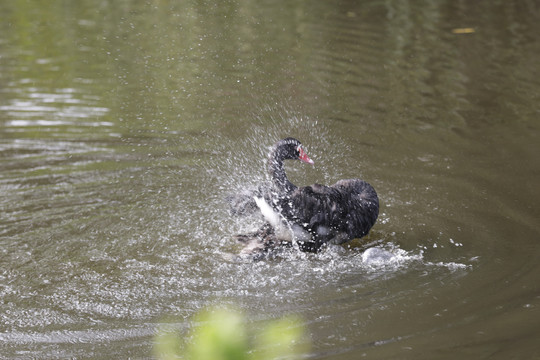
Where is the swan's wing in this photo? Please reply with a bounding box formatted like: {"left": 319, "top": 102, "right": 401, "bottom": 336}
{"left": 254, "top": 196, "right": 281, "bottom": 229}
{"left": 283, "top": 185, "right": 348, "bottom": 242}
{"left": 253, "top": 196, "right": 301, "bottom": 242}
{"left": 285, "top": 181, "right": 379, "bottom": 242}
{"left": 226, "top": 184, "right": 272, "bottom": 216}
{"left": 332, "top": 179, "right": 379, "bottom": 205}
{"left": 331, "top": 179, "right": 379, "bottom": 238}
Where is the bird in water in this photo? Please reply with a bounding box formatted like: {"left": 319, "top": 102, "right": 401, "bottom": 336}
{"left": 229, "top": 138, "right": 379, "bottom": 259}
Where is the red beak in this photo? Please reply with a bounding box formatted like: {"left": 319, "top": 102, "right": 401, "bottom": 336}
{"left": 298, "top": 146, "right": 314, "bottom": 165}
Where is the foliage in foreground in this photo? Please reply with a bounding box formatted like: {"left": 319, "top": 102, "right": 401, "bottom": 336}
{"left": 154, "top": 307, "right": 308, "bottom": 360}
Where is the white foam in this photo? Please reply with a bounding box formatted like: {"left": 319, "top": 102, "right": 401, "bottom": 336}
{"left": 361, "top": 247, "right": 396, "bottom": 264}
{"left": 359, "top": 245, "right": 471, "bottom": 273}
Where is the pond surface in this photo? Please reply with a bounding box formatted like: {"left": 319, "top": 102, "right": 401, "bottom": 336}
{"left": 1, "top": 1, "right": 540, "bottom": 358}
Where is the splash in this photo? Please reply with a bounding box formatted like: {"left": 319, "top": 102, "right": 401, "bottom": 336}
{"left": 172, "top": 104, "right": 476, "bottom": 314}
{"left": 197, "top": 108, "right": 349, "bottom": 249}
{"left": 358, "top": 244, "right": 471, "bottom": 273}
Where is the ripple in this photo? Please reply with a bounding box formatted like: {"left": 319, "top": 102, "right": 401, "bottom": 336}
{"left": 6, "top": 119, "right": 113, "bottom": 127}
{"left": 0, "top": 326, "right": 154, "bottom": 345}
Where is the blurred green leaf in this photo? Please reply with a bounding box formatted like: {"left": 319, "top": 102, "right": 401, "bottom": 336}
{"left": 256, "top": 316, "right": 307, "bottom": 360}
{"left": 154, "top": 307, "right": 307, "bottom": 360}
{"left": 186, "top": 308, "right": 248, "bottom": 360}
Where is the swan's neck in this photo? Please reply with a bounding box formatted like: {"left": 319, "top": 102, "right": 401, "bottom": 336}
{"left": 269, "top": 150, "right": 297, "bottom": 194}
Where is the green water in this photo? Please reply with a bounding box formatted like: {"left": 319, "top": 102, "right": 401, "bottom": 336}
{"left": 1, "top": 1, "right": 539, "bottom": 358}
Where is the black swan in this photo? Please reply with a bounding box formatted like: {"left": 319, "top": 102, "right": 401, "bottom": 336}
{"left": 231, "top": 138, "right": 379, "bottom": 256}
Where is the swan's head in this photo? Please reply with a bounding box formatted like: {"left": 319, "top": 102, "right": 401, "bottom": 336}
{"left": 275, "top": 138, "right": 314, "bottom": 165}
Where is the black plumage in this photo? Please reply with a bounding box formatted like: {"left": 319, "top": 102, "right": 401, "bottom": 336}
{"left": 230, "top": 137, "right": 379, "bottom": 256}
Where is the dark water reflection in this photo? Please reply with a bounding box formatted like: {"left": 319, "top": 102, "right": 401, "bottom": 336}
{"left": 1, "top": 1, "right": 539, "bottom": 358}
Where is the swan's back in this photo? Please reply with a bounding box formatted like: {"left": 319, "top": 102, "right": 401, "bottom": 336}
{"left": 332, "top": 179, "right": 379, "bottom": 238}
{"left": 281, "top": 179, "right": 378, "bottom": 247}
